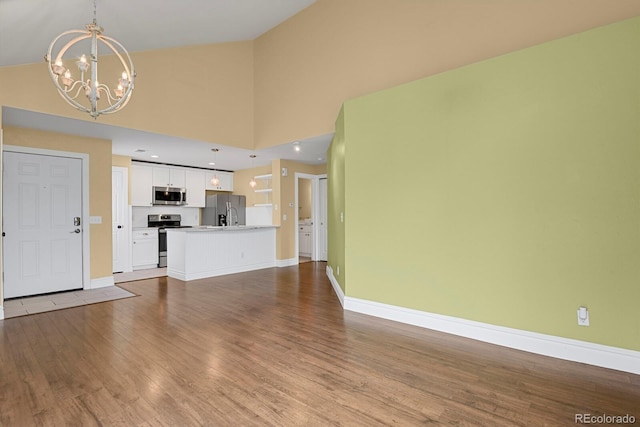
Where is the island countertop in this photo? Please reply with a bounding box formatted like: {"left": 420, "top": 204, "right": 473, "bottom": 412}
{"left": 166, "top": 225, "right": 276, "bottom": 281}
{"left": 167, "top": 225, "right": 277, "bottom": 232}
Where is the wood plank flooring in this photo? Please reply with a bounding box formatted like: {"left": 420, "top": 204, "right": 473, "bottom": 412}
{"left": 1, "top": 261, "right": 638, "bottom": 426}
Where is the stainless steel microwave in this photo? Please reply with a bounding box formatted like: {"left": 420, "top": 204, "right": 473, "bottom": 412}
{"left": 152, "top": 186, "right": 187, "bottom": 205}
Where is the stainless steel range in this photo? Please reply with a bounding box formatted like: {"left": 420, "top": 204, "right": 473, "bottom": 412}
{"left": 147, "top": 214, "right": 191, "bottom": 267}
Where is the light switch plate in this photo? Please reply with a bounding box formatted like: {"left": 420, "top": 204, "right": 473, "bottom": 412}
{"left": 89, "top": 216, "right": 102, "bottom": 224}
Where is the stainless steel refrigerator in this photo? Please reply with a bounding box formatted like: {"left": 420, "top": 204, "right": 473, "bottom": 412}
{"left": 202, "top": 194, "right": 246, "bottom": 226}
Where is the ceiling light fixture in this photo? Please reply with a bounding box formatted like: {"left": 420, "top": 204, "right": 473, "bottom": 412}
{"left": 45, "top": 0, "right": 136, "bottom": 119}
{"left": 249, "top": 155, "right": 257, "bottom": 188}
{"left": 210, "top": 149, "right": 220, "bottom": 186}
{"left": 293, "top": 141, "right": 301, "bottom": 152}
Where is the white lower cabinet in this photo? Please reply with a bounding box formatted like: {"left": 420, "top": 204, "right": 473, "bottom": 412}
{"left": 132, "top": 228, "right": 158, "bottom": 270}
{"left": 298, "top": 225, "right": 312, "bottom": 257}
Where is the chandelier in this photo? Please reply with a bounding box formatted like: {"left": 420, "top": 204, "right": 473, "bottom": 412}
{"left": 44, "top": 0, "right": 136, "bottom": 119}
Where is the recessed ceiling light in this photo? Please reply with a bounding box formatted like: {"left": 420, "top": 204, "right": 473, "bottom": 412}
{"left": 209, "top": 162, "right": 216, "bottom": 166}
{"left": 150, "top": 155, "right": 159, "bottom": 158}
{"left": 293, "top": 141, "right": 301, "bottom": 152}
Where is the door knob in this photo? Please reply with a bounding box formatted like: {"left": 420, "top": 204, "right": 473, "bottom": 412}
{"left": 70, "top": 229, "right": 81, "bottom": 234}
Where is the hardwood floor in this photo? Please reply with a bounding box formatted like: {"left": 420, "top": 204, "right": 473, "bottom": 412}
{"left": 1, "top": 261, "right": 638, "bottom": 426}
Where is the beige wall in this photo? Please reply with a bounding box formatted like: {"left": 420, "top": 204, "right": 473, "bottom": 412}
{"left": 3, "top": 2, "right": 639, "bottom": 152}
{"left": 253, "top": 0, "right": 640, "bottom": 149}
{"left": 0, "top": 41, "right": 254, "bottom": 149}
{"left": 3, "top": 126, "right": 113, "bottom": 280}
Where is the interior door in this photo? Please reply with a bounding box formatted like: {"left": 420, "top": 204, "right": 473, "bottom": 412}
{"left": 2, "top": 152, "right": 83, "bottom": 299}
{"left": 112, "top": 166, "right": 130, "bottom": 273}
{"left": 318, "top": 178, "right": 328, "bottom": 261}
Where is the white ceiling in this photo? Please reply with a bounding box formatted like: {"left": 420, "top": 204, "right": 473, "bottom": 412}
{"left": 0, "top": 0, "right": 331, "bottom": 171}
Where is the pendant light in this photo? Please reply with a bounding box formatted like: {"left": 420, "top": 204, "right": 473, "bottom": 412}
{"left": 210, "top": 148, "right": 220, "bottom": 186}
{"left": 249, "top": 154, "right": 257, "bottom": 188}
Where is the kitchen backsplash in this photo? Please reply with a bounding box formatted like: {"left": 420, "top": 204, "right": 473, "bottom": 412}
{"left": 132, "top": 206, "right": 201, "bottom": 228}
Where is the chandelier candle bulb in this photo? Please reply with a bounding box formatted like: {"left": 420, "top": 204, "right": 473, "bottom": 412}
{"left": 52, "top": 60, "right": 65, "bottom": 75}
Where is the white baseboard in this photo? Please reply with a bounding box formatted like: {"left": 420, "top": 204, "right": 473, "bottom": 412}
{"left": 326, "top": 265, "right": 345, "bottom": 307}
{"left": 326, "top": 268, "right": 640, "bottom": 375}
{"left": 90, "top": 276, "right": 115, "bottom": 289}
{"left": 276, "top": 257, "right": 298, "bottom": 268}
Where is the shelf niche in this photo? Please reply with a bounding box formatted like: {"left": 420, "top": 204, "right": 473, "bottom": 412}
{"left": 253, "top": 174, "right": 273, "bottom": 206}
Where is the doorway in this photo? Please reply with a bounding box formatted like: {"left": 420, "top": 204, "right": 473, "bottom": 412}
{"left": 112, "top": 166, "right": 130, "bottom": 273}
{"left": 2, "top": 146, "right": 90, "bottom": 300}
{"left": 295, "top": 173, "right": 328, "bottom": 263}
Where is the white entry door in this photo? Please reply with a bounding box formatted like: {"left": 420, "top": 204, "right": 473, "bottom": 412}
{"left": 112, "top": 166, "right": 130, "bottom": 273}
{"left": 2, "top": 152, "right": 84, "bottom": 299}
{"left": 318, "top": 177, "right": 328, "bottom": 261}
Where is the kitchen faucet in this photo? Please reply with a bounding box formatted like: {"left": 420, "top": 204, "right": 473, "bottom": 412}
{"left": 226, "top": 202, "right": 238, "bottom": 226}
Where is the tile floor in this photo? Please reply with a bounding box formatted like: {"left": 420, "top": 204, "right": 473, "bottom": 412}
{"left": 3, "top": 286, "right": 136, "bottom": 319}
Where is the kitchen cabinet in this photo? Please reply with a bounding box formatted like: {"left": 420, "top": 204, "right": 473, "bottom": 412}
{"left": 185, "top": 169, "right": 206, "bottom": 207}
{"left": 132, "top": 228, "right": 158, "bottom": 270}
{"left": 205, "top": 171, "right": 234, "bottom": 191}
{"left": 153, "top": 166, "right": 186, "bottom": 188}
{"left": 131, "top": 164, "right": 153, "bottom": 206}
{"left": 298, "top": 225, "right": 312, "bottom": 257}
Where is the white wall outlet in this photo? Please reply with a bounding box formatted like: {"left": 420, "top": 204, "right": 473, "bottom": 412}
{"left": 283, "top": 214, "right": 287, "bottom": 221}
{"left": 577, "top": 306, "right": 590, "bottom": 326}
{"left": 340, "top": 212, "right": 344, "bottom": 223}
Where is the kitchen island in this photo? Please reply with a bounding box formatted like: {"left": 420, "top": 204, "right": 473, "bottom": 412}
{"left": 166, "top": 226, "right": 277, "bottom": 281}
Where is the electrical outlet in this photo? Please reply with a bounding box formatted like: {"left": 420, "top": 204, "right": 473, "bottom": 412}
{"left": 577, "top": 306, "right": 590, "bottom": 326}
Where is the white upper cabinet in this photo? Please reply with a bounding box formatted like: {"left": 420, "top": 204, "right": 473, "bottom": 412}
{"left": 131, "top": 164, "right": 153, "bottom": 206}
{"left": 131, "top": 163, "right": 228, "bottom": 206}
{"left": 205, "top": 171, "right": 234, "bottom": 192}
{"left": 152, "top": 166, "right": 186, "bottom": 188}
{"left": 185, "top": 169, "right": 206, "bottom": 207}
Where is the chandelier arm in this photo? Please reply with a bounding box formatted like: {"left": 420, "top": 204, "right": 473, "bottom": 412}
{"left": 54, "top": 83, "right": 91, "bottom": 114}
{"left": 60, "top": 80, "right": 86, "bottom": 99}
{"left": 96, "top": 84, "right": 118, "bottom": 105}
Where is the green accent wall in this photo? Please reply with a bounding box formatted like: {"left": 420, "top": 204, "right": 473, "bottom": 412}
{"left": 328, "top": 106, "right": 346, "bottom": 292}
{"left": 329, "top": 17, "right": 640, "bottom": 351}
